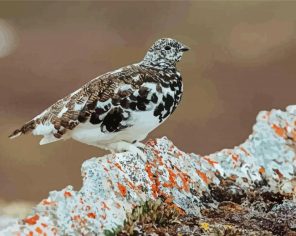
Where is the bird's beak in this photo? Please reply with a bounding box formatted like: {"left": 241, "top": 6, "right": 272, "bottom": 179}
{"left": 180, "top": 45, "right": 190, "bottom": 52}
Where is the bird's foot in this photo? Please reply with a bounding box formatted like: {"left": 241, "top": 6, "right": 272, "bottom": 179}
{"left": 109, "top": 141, "right": 147, "bottom": 162}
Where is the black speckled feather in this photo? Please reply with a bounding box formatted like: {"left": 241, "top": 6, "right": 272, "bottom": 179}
{"left": 9, "top": 38, "right": 189, "bottom": 152}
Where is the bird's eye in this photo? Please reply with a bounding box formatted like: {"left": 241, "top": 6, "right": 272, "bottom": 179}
{"left": 164, "top": 46, "right": 171, "bottom": 50}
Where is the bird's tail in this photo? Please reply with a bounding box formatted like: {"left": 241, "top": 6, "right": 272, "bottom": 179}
{"left": 9, "top": 120, "right": 36, "bottom": 139}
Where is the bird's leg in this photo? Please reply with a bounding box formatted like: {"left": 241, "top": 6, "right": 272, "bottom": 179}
{"left": 108, "top": 141, "right": 147, "bottom": 162}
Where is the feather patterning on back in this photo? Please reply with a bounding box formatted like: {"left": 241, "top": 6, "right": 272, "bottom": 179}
{"left": 9, "top": 38, "right": 189, "bottom": 160}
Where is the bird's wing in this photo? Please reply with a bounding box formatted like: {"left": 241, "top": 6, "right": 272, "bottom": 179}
{"left": 9, "top": 64, "right": 167, "bottom": 143}
{"left": 8, "top": 84, "right": 89, "bottom": 141}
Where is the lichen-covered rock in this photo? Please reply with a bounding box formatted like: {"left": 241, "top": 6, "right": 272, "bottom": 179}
{"left": 1, "top": 106, "right": 296, "bottom": 236}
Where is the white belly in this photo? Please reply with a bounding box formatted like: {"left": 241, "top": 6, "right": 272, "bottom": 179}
{"left": 70, "top": 109, "right": 161, "bottom": 147}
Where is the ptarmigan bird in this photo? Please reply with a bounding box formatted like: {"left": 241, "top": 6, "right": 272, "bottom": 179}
{"left": 9, "top": 38, "right": 189, "bottom": 160}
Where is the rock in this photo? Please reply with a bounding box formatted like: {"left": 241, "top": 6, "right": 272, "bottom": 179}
{"left": 0, "top": 200, "right": 34, "bottom": 235}
{"left": 1, "top": 106, "right": 295, "bottom": 235}
{"left": 0, "top": 216, "right": 17, "bottom": 233}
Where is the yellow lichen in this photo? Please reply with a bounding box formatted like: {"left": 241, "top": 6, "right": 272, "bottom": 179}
{"left": 199, "top": 222, "right": 210, "bottom": 231}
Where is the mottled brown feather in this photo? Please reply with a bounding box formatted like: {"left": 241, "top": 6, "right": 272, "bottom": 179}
{"left": 9, "top": 64, "right": 177, "bottom": 139}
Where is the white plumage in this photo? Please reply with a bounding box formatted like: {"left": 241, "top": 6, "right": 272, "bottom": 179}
{"left": 9, "top": 38, "right": 189, "bottom": 159}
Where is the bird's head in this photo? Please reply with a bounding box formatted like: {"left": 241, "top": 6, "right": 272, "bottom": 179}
{"left": 142, "top": 38, "right": 189, "bottom": 69}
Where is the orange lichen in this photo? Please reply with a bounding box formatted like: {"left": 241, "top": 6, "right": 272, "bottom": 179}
{"left": 162, "top": 168, "right": 179, "bottom": 189}
{"left": 27, "top": 231, "right": 33, "bottom": 236}
{"left": 196, "top": 170, "right": 209, "bottom": 184}
{"left": 168, "top": 203, "right": 186, "bottom": 216}
{"left": 164, "top": 196, "right": 174, "bottom": 204}
{"left": 87, "top": 212, "right": 96, "bottom": 219}
{"left": 72, "top": 215, "right": 81, "bottom": 221}
{"left": 151, "top": 181, "right": 160, "bottom": 198}
{"left": 24, "top": 214, "right": 39, "bottom": 225}
{"left": 145, "top": 162, "right": 160, "bottom": 197}
{"left": 35, "top": 226, "right": 43, "bottom": 234}
{"left": 272, "top": 124, "right": 286, "bottom": 137}
{"left": 117, "top": 183, "right": 127, "bottom": 197}
{"left": 203, "top": 156, "right": 218, "bottom": 166}
{"left": 64, "top": 191, "right": 72, "bottom": 198}
{"left": 42, "top": 199, "right": 56, "bottom": 206}
{"left": 162, "top": 182, "right": 172, "bottom": 188}
{"left": 145, "top": 163, "right": 154, "bottom": 181}
{"left": 259, "top": 166, "right": 265, "bottom": 174}
{"left": 240, "top": 147, "right": 250, "bottom": 156}
{"left": 114, "top": 163, "right": 123, "bottom": 172}
{"left": 41, "top": 223, "right": 48, "bottom": 228}
{"left": 168, "top": 169, "right": 177, "bottom": 186}
{"left": 231, "top": 154, "right": 239, "bottom": 162}
{"left": 179, "top": 172, "right": 190, "bottom": 192}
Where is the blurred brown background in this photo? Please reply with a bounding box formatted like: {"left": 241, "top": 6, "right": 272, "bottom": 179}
{"left": 0, "top": 1, "right": 295, "bottom": 202}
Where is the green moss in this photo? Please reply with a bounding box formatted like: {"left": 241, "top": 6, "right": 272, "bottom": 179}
{"left": 117, "top": 199, "right": 180, "bottom": 235}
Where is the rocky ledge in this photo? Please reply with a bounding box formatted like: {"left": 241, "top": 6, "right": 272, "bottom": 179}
{"left": 1, "top": 105, "right": 296, "bottom": 236}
